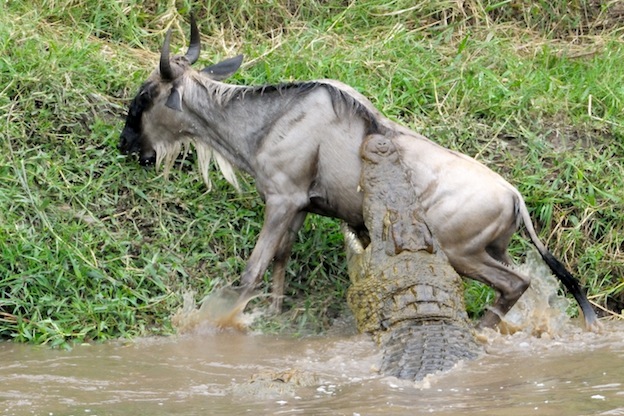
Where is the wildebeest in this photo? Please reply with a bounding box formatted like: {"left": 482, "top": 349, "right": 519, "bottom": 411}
{"left": 119, "top": 16, "right": 600, "bottom": 331}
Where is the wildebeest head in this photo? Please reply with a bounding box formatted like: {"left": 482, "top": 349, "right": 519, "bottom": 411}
{"left": 118, "top": 15, "right": 243, "bottom": 168}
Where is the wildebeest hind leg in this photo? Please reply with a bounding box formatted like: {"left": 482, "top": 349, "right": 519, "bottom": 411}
{"left": 457, "top": 254, "right": 530, "bottom": 329}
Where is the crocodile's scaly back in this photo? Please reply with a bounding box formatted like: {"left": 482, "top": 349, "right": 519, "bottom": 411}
{"left": 345, "top": 134, "right": 481, "bottom": 380}
{"left": 381, "top": 320, "right": 480, "bottom": 380}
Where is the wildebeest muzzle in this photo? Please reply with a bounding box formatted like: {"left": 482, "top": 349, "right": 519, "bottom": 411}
{"left": 119, "top": 129, "right": 156, "bottom": 166}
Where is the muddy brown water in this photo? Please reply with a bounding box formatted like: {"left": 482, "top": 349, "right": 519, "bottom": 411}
{"left": 2, "top": 255, "right": 624, "bottom": 416}
{"left": 2, "top": 320, "right": 624, "bottom": 416}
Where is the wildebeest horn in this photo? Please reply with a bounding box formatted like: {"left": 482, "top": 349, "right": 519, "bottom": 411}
{"left": 159, "top": 15, "right": 201, "bottom": 81}
{"left": 159, "top": 28, "right": 174, "bottom": 81}
{"left": 185, "top": 14, "right": 200, "bottom": 65}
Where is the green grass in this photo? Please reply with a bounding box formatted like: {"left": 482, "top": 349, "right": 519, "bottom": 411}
{"left": 1, "top": 0, "right": 623, "bottom": 347}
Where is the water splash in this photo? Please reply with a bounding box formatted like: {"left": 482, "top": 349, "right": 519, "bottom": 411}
{"left": 171, "top": 288, "right": 259, "bottom": 334}
{"left": 498, "top": 250, "right": 572, "bottom": 337}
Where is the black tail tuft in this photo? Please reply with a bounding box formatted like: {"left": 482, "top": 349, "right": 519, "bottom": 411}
{"left": 539, "top": 250, "right": 598, "bottom": 327}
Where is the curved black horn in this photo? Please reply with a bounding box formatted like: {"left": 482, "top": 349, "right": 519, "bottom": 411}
{"left": 185, "top": 15, "right": 201, "bottom": 64}
{"left": 160, "top": 28, "right": 174, "bottom": 81}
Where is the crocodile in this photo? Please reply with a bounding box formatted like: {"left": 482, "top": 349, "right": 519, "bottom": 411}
{"left": 344, "top": 134, "right": 482, "bottom": 381}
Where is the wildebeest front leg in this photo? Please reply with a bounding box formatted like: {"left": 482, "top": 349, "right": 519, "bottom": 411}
{"left": 269, "top": 211, "right": 307, "bottom": 312}
{"left": 238, "top": 195, "right": 307, "bottom": 305}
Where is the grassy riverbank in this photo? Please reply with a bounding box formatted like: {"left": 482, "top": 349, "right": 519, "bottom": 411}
{"left": 1, "top": 0, "right": 623, "bottom": 346}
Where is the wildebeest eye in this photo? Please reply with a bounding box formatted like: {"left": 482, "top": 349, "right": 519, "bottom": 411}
{"left": 126, "top": 83, "right": 158, "bottom": 123}
{"left": 136, "top": 85, "right": 154, "bottom": 109}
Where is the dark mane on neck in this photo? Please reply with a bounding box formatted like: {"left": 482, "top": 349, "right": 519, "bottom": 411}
{"left": 233, "top": 80, "right": 386, "bottom": 134}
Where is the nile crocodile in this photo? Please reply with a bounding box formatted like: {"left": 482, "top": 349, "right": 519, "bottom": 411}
{"left": 344, "top": 134, "right": 482, "bottom": 381}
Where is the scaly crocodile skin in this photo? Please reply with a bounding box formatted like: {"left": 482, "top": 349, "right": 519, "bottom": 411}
{"left": 345, "top": 134, "right": 481, "bottom": 380}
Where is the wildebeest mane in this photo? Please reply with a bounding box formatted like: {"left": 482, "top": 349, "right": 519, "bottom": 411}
{"left": 236, "top": 81, "right": 385, "bottom": 134}
{"left": 189, "top": 73, "right": 385, "bottom": 135}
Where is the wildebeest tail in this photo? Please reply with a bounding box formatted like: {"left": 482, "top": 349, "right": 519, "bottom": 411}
{"left": 515, "top": 194, "right": 600, "bottom": 330}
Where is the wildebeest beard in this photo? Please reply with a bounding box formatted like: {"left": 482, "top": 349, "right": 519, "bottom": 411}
{"left": 119, "top": 79, "right": 240, "bottom": 191}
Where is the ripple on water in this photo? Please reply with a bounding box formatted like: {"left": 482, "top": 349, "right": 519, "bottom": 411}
{"left": 2, "top": 252, "right": 623, "bottom": 415}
